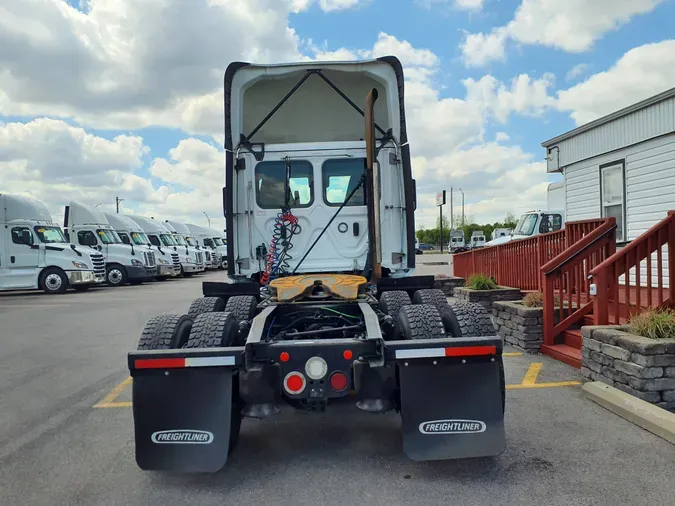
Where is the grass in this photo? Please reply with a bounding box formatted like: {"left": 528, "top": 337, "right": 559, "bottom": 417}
{"left": 466, "top": 273, "right": 498, "bottom": 290}
{"left": 628, "top": 308, "right": 675, "bottom": 340}
{"left": 521, "top": 292, "right": 562, "bottom": 308}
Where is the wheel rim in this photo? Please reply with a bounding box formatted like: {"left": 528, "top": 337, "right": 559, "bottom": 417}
{"left": 45, "top": 273, "right": 62, "bottom": 291}
{"left": 108, "top": 269, "right": 123, "bottom": 284}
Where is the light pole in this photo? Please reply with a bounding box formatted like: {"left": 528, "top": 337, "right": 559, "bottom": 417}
{"left": 204, "top": 212, "right": 211, "bottom": 228}
{"left": 115, "top": 196, "right": 124, "bottom": 213}
{"left": 458, "top": 188, "right": 465, "bottom": 228}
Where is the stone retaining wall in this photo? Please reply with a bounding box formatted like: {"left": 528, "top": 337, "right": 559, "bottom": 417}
{"left": 581, "top": 325, "right": 675, "bottom": 412}
{"left": 455, "top": 286, "right": 522, "bottom": 310}
{"left": 492, "top": 301, "right": 543, "bottom": 352}
{"left": 433, "top": 275, "right": 465, "bottom": 296}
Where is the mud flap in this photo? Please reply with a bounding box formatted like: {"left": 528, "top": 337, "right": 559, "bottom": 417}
{"left": 132, "top": 368, "right": 234, "bottom": 472}
{"left": 398, "top": 359, "right": 505, "bottom": 461}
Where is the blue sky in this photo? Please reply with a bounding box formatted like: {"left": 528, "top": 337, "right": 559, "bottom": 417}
{"left": 1, "top": 0, "right": 674, "bottom": 228}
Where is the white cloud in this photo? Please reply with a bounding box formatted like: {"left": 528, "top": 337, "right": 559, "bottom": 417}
{"left": 461, "top": 0, "right": 666, "bottom": 66}
{"left": 319, "top": 0, "right": 363, "bottom": 11}
{"left": 417, "top": 0, "right": 484, "bottom": 11}
{"left": 565, "top": 63, "right": 589, "bottom": 82}
{"left": 496, "top": 132, "right": 510, "bottom": 142}
{"left": 557, "top": 40, "right": 675, "bottom": 125}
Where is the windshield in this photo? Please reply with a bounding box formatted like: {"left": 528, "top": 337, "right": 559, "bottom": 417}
{"left": 513, "top": 214, "right": 539, "bottom": 236}
{"left": 96, "top": 229, "right": 121, "bottom": 244}
{"left": 34, "top": 226, "right": 68, "bottom": 244}
{"left": 452, "top": 237, "right": 462, "bottom": 243}
{"left": 172, "top": 234, "right": 186, "bottom": 246}
{"left": 185, "top": 236, "right": 198, "bottom": 247}
{"left": 160, "top": 234, "right": 176, "bottom": 246}
{"left": 204, "top": 238, "right": 215, "bottom": 248}
{"left": 130, "top": 231, "right": 150, "bottom": 245}
{"left": 213, "top": 237, "right": 223, "bottom": 246}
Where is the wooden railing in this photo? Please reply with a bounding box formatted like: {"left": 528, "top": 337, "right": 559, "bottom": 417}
{"left": 540, "top": 219, "right": 617, "bottom": 346}
{"left": 453, "top": 218, "right": 609, "bottom": 291}
{"left": 590, "top": 211, "right": 675, "bottom": 325}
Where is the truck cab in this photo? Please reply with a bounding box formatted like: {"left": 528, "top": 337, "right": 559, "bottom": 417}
{"left": 492, "top": 228, "right": 511, "bottom": 239}
{"left": 448, "top": 230, "right": 466, "bottom": 253}
{"left": 485, "top": 209, "right": 565, "bottom": 246}
{"left": 470, "top": 231, "right": 486, "bottom": 249}
{"left": 126, "top": 216, "right": 181, "bottom": 279}
{"left": 163, "top": 221, "right": 205, "bottom": 275}
{"left": 101, "top": 212, "right": 158, "bottom": 280}
{"left": 185, "top": 224, "right": 221, "bottom": 270}
{"left": 1, "top": 194, "right": 105, "bottom": 294}
{"left": 64, "top": 201, "right": 155, "bottom": 287}
{"left": 208, "top": 228, "right": 228, "bottom": 269}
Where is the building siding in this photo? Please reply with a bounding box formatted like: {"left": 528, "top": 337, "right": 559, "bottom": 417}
{"left": 563, "top": 133, "right": 675, "bottom": 288}
{"left": 547, "top": 94, "right": 675, "bottom": 171}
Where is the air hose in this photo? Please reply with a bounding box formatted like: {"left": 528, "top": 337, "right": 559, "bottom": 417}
{"left": 260, "top": 209, "right": 301, "bottom": 286}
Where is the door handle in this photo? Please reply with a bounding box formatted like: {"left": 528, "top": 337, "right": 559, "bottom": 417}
{"left": 11, "top": 256, "right": 15, "bottom": 263}
{"left": 353, "top": 223, "right": 359, "bottom": 236}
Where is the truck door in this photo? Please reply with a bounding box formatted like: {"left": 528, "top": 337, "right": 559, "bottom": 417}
{"left": 1, "top": 226, "right": 39, "bottom": 288}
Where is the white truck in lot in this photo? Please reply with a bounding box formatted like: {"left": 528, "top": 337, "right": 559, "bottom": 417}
{"left": 101, "top": 211, "right": 159, "bottom": 277}
{"left": 64, "top": 201, "right": 156, "bottom": 287}
{"left": 448, "top": 229, "right": 467, "bottom": 253}
{"left": 185, "top": 223, "right": 221, "bottom": 270}
{"left": 492, "top": 228, "right": 511, "bottom": 239}
{"left": 470, "top": 230, "right": 486, "bottom": 249}
{"left": 163, "top": 220, "right": 205, "bottom": 275}
{"left": 127, "top": 216, "right": 182, "bottom": 279}
{"left": 1, "top": 194, "right": 105, "bottom": 293}
{"left": 209, "top": 228, "right": 228, "bottom": 269}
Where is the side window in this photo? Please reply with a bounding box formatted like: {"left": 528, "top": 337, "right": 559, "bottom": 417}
{"left": 77, "top": 230, "right": 97, "bottom": 246}
{"left": 149, "top": 235, "right": 161, "bottom": 247}
{"left": 118, "top": 232, "right": 131, "bottom": 244}
{"left": 11, "top": 227, "right": 34, "bottom": 245}
{"left": 255, "top": 160, "right": 313, "bottom": 209}
{"left": 539, "top": 214, "right": 563, "bottom": 234}
{"left": 322, "top": 158, "right": 365, "bottom": 206}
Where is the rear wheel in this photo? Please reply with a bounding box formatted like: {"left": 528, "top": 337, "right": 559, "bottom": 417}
{"left": 412, "top": 289, "right": 448, "bottom": 311}
{"left": 379, "top": 290, "right": 411, "bottom": 319}
{"left": 225, "top": 295, "right": 258, "bottom": 322}
{"left": 185, "top": 312, "right": 242, "bottom": 453}
{"left": 396, "top": 304, "right": 446, "bottom": 340}
{"left": 440, "top": 301, "right": 495, "bottom": 338}
{"left": 187, "top": 296, "right": 226, "bottom": 319}
{"left": 138, "top": 314, "right": 193, "bottom": 350}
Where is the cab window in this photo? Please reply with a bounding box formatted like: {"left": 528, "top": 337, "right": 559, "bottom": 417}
{"left": 322, "top": 158, "right": 365, "bottom": 206}
{"left": 255, "top": 160, "right": 313, "bottom": 209}
{"left": 148, "top": 235, "right": 161, "bottom": 247}
{"left": 11, "top": 227, "right": 34, "bottom": 245}
{"left": 540, "top": 214, "right": 563, "bottom": 234}
{"left": 77, "top": 230, "right": 98, "bottom": 246}
{"left": 118, "top": 232, "right": 131, "bottom": 244}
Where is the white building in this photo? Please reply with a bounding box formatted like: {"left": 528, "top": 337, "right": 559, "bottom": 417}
{"left": 542, "top": 86, "right": 675, "bottom": 246}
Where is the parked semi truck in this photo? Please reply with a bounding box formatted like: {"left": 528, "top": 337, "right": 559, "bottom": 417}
{"left": 101, "top": 211, "right": 158, "bottom": 281}
{"left": 163, "top": 220, "right": 206, "bottom": 275}
{"left": 1, "top": 194, "right": 105, "bottom": 293}
{"left": 128, "top": 57, "right": 505, "bottom": 473}
{"left": 448, "top": 229, "right": 467, "bottom": 253}
{"left": 470, "top": 230, "right": 486, "bottom": 249}
{"left": 64, "top": 201, "right": 155, "bottom": 287}
{"left": 126, "top": 216, "right": 181, "bottom": 279}
{"left": 185, "top": 223, "right": 221, "bottom": 270}
{"left": 209, "top": 227, "right": 228, "bottom": 269}
{"left": 492, "top": 228, "right": 511, "bottom": 239}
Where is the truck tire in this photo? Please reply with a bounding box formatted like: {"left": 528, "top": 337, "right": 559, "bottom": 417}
{"left": 106, "top": 264, "right": 127, "bottom": 287}
{"left": 187, "top": 296, "right": 225, "bottom": 319}
{"left": 225, "top": 295, "right": 258, "bottom": 322}
{"left": 138, "top": 314, "right": 193, "bottom": 350}
{"left": 39, "top": 267, "right": 69, "bottom": 295}
{"left": 396, "top": 304, "right": 446, "bottom": 340}
{"left": 185, "top": 311, "right": 242, "bottom": 453}
{"left": 412, "top": 288, "right": 449, "bottom": 311}
{"left": 440, "top": 301, "right": 496, "bottom": 338}
{"left": 378, "top": 290, "right": 411, "bottom": 319}
{"left": 185, "top": 312, "right": 239, "bottom": 348}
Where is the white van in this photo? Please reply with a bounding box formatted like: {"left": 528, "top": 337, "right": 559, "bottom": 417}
{"left": 185, "top": 223, "right": 221, "bottom": 270}
{"left": 1, "top": 194, "right": 105, "bottom": 294}
{"left": 163, "top": 220, "right": 205, "bottom": 275}
{"left": 126, "top": 216, "right": 182, "bottom": 279}
{"left": 64, "top": 201, "right": 156, "bottom": 287}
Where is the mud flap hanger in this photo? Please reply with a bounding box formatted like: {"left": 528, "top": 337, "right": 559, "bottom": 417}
{"left": 238, "top": 69, "right": 394, "bottom": 162}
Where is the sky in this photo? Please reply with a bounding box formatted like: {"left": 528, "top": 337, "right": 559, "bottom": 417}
{"left": 1, "top": 0, "right": 674, "bottom": 232}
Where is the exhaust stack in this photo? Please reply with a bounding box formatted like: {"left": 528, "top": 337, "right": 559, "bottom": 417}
{"left": 364, "top": 88, "right": 382, "bottom": 280}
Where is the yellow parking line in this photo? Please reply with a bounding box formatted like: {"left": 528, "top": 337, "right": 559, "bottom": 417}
{"left": 507, "top": 381, "right": 581, "bottom": 389}
{"left": 503, "top": 352, "right": 523, "bottom": 357}
{"left": 521, "top": 362, "right": 543, "bottom": 386}
{"left": 94, "top": 376, "right": 132, "bottom": 408}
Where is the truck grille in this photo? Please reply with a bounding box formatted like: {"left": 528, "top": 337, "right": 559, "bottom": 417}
{"left": 144, "top": 251, "right": 156, "bottom": 267}
{"left": 204, "top": 250, "right": 211, "bottom": 262}
{"left": 196, "top": 251, "right": 203, "bottom": 264}
{"left": 171, "top": 252, "right": 180, "bottom": 272}
{"left": 90, "top": 253, "right": 105, "bottom": 276}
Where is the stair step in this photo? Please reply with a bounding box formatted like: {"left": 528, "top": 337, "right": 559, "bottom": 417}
{"left": 563, "top": 329, "right": 582, "bottom": 349}
{"left": 541, "top": 344, "right": 582, "bottom": 369}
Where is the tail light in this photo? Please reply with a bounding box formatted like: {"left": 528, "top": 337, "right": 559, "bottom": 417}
{"left": 329, "top": 372, "right": 349, "bottom": 392}
{"left": 305, "top": 356, "right": 328, "bottom": 380}
{"left": 283, "top": 372, "right": 306, "bottom": 394}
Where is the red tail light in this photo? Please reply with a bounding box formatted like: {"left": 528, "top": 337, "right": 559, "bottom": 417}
{"left": 283, "top": 372, "right": 306, "bottom": 394}
{"left": 329, "top": 371, "right": 348, "bottom": 392}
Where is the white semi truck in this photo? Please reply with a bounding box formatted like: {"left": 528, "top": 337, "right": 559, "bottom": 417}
{"left": 448, "top": 229, "right": 467, "bottom": 253}
{"left": 64, "top": 201, "right": 156, "bottom": 287}
{"left": 126, "top": 216, "right": 182, "bottom": 279}
{"left": 1, "top": 194, "right": 105, "bottom": 293}
{"left": 101, "top": 212, "right": 159, "bottom": 279}
{"left": 470, "top": 230, "right": 486, "bottom": 249}
{"left": 163, "top": 220, "right": 206, "bottom": 275}
{"left": 209, "top": 227, "right": 228, "bottom": 269}
{"left": 492, "top": 228, "right": 511, "bottom": 239}
{"left": 185, "top": 223, "right": 221, "bottom": 270}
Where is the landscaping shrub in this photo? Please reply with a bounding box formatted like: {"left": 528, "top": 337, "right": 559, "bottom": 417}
{"left": 522, "top": 292, "right": 561, "bottom": 308}
{"left": 466, "top": 274, "right": 498, "bottom": 290}
{"left": 628, "top": 308, "right": 675, "bottom": 340}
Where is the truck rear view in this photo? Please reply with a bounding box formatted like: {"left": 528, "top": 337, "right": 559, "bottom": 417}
{"left": 127, "top": 57, "right": 506, "bottom": 472}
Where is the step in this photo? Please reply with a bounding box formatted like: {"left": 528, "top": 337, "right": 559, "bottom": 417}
{"left": 540, "top": 344, "right": 582, "bottom": 369}
{"left": 563, "top": 329, "right": 582, "bottom": 349}
{"left": 583, "top": 315, "right": 595, "bottom": 327}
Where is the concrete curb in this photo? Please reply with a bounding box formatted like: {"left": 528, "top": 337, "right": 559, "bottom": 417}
{"left": 582, "top": 381, "right": 675, "bottom": 444}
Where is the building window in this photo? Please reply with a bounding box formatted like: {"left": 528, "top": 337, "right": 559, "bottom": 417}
{"left": 255, "top": 160, "right": 313, "bottom": 209}
{"left": 322, "top": 158, "right": 365, "bottom": 206}
{"left": 600, "top": 161, "right": 625, "bottom": 242}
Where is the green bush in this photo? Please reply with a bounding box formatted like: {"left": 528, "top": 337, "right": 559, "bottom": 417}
{"left": 628, "top": 308, "right": 675, "bottom": 340}
{"left": 466, "top": 274, "right": 498, "bottom": 290}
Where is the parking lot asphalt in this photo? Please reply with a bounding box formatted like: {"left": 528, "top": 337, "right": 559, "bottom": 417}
{"left": 1, "top": 271, "right": 674, "bottom": 506}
